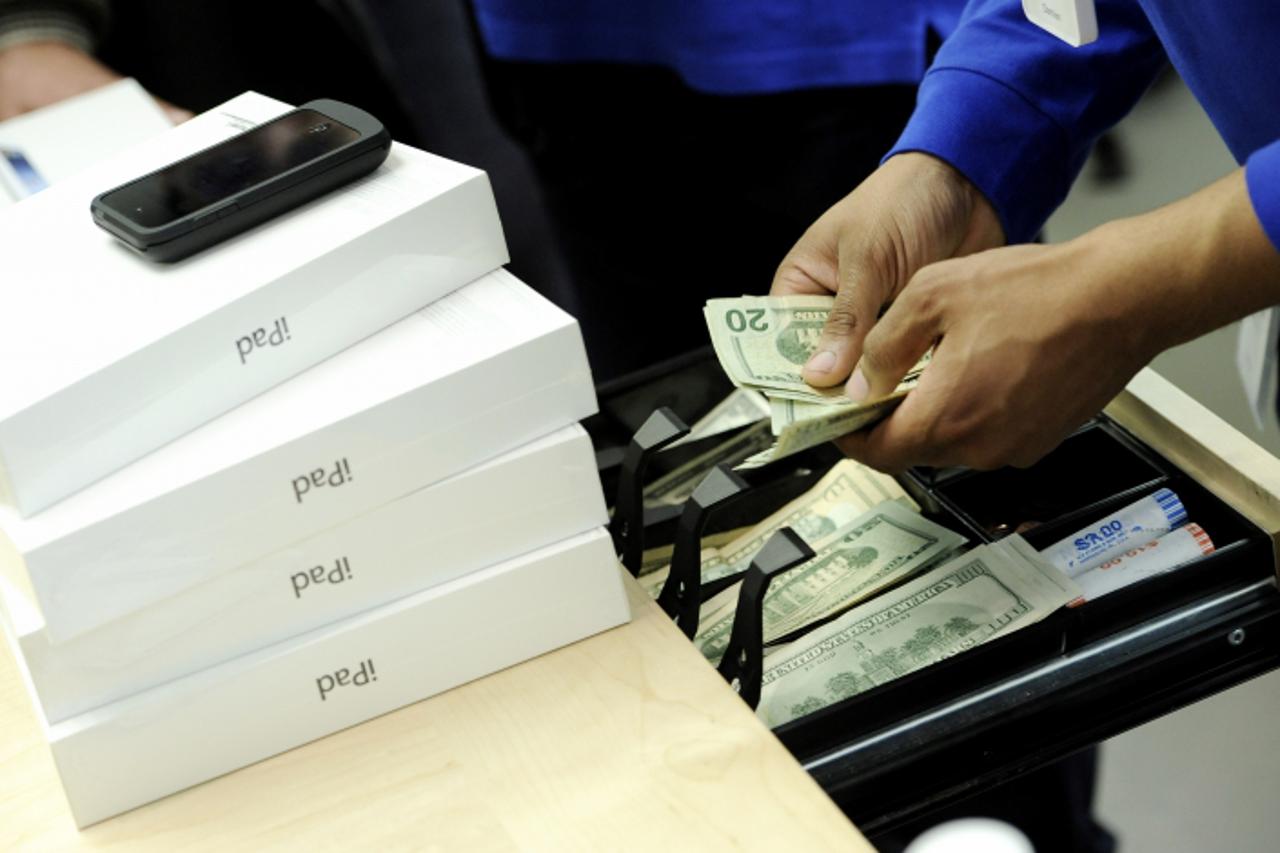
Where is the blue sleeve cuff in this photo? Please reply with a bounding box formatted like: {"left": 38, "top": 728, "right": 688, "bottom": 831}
{"left": 1246, "top": 140, "right": 1280, "bottom": 253}
{"left": 885, "top": 67, "right": 1076, "bottom": 244}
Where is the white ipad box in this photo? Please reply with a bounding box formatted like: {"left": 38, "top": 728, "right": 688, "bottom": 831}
{"left": 0, "top": 269, "right": 597, "bottom": 642}
{"left": 1, "top": 528, "right": 630, "bottom": 828}
{"left": 0, "top": 79, "right": 170, "bottom": 206}
{"left": 0, "top": 90, "right": 508, "bottom": 516}
{"left": 6, "top": 425, "right": 607, "bottom": 722}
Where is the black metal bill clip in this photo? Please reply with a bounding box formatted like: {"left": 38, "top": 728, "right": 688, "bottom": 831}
{"left": 715, "top": 528, "right": 815, "bottom": 709}
{"left": 656, "top": 464, "right": 752, "bottom": 637}
{"left": 610, "top": 407, "right": 689, "bottom": 575}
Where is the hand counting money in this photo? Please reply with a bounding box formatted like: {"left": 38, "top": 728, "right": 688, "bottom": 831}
{"left": 703, "top": 295, "right": 929, "bottom": 468}
{"left": 704, "top": 295, "right": 854, "bottom": 404}
{"left": 1039, "top": 488, "right": 1187, "bottom": 576}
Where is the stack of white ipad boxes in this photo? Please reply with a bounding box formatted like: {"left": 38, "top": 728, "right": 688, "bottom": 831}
{"left": 0, "top": 93, "right": 629, "bottom": 828}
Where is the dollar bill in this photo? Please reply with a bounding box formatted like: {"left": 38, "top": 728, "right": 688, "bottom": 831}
{"left": 637, "top": 459, "right": 916, "bottom": 599}
{"left": 636, "top": 555, "right": 704, "bottom": 599}
{"left": 704, "top": 295, "right": 850, "bottom": 404}
{"left": 708, "top": 460, "right": 917, "bottom": 584}
{"left": 766, "top": 353, "right": 930, "bottom": 435}
{"left": 668, "top": 388, "right": 771, "bottom": 448}
{"left": 704, "top": 295, "right": 931, "bottom": 469}
{"left": 740, "top": 389, "right": 914, "bottom": 470}
{"left": 755, "top": 538, "right": 1080, "bottom": 727}
{"left": 637, "top": 525, "right": 752, "bottom": 578}
{"left": 636, "top": 526, "right": 750, "bottom": 599}
{"left": 642, "top": 420, "right": 774, "bottom": 508}
{"left": 693, "top": 501, "right": 965, "bottom": 665}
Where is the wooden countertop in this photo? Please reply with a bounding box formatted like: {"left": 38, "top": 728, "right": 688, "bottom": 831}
{"left": 0, "top": 571, "right": 869, "bottom": 851}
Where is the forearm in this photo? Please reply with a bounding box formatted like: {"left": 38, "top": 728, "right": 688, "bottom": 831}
{"left": 1074, "top": 168, "right": 1280, "bottom": 361}
{"left": 0, "top": 0, "right": 122, "bottom": 120}
{"left": 0, "top": 0, "right": 107, "bottom": 52}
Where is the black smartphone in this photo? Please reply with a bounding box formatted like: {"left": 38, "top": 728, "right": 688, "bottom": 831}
{"left": 90, "top": 99, "right": 391, "bottom": 262}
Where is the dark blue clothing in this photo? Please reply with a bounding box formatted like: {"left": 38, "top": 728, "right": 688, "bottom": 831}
{"left": 887, "top": 1, "right": 1280, "bottom": 248}
{"left": 470, "top": 2, "right": 964, "bottom": 94}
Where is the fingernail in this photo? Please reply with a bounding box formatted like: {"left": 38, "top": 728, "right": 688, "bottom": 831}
{"left": 806, "top": 350, "right": 837, "bottom": 374}
{"left": 847, "top": 367, "right": 869, "bottom": 402}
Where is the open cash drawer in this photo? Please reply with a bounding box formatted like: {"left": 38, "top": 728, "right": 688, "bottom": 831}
{"left": 586, "top": 349, "right": 1280, "bottom": 835}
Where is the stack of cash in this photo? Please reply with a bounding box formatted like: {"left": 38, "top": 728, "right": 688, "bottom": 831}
{"left": 642, "top": 420, "right": 775, "bottom": 509}
{"left": 641, "top": 390, "right": 775, "bottom": 509}
{"left": 639, "top": 452, "right": 1081, "bottom": 726}
{"left": 755, "top": 533, "right": 1080, "bottom": 726}
{"left": 668, "top": 388, "right": 772, "bottom": 449}
{"left": 694, "top": 500, "right": 966, "bottom": 666}
{"left": 637, "top": 459, "right": 918, "bottom": 592}
{"left": 704, "top": 295, "right": 928, "bottom": 468}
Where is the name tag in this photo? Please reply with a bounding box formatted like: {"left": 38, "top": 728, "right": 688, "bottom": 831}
{"left": 1023, "top": 0, "right": 1098, "bottom": 46}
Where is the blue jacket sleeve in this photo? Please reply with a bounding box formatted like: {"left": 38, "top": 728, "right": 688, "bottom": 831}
{"left": 887, "top": 0, "right": 1167, "bottom": 243}
{"left": 1246, "top": 141, "right": 1280, "bottom": 253}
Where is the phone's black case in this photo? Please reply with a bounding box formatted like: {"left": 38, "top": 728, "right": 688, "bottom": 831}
{"left": 89, "top": 99, "right": 392, "bottom": 263}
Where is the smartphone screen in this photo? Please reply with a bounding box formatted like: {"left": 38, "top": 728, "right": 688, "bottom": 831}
{"left": 98, "top": 109, "right": 360, "bottom": 227}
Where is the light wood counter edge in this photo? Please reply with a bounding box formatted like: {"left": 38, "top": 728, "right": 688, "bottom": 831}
{"left": 0, "top": 569, "right": 870, "bottom": 852}
{"left": 1106, "top": 368, "right": 1280, "bottom": 575}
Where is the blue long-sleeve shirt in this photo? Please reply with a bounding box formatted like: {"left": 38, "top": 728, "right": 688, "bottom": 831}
{"left": 470, "top": 2, "right": 966, "bottom": 94}
{"left": 888, "top": 1, "right": 1280, "bottom": 250}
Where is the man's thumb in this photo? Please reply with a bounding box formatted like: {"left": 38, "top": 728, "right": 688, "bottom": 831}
{"left": 802, "top": 268, "right": 879, "bottom": 388}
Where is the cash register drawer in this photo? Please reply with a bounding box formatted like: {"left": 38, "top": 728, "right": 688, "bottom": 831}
{"left": 586, "top": 349, "right": 1280, "bottom": 834}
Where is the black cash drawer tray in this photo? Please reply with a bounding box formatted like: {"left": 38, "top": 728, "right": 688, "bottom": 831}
{"left": 587, "top": 350, "right": 1280, "bottom": 832}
